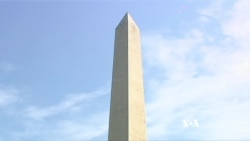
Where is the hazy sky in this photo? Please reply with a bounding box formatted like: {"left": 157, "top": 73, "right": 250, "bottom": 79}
{"left": 0, "top": 0, "right": 250, "bottom": 140}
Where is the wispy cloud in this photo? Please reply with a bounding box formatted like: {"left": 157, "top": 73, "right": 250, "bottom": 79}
{"left": 143, "top": 0, "right": 250, "bottom": 140}
{"left": 51, "top": 111, "right": 108, "bottom": 141}
{"left": 0, "top": 62, "right": 15, "bottom": 72}
{"left": 10, "top": 85, "right": 110, "bottom": 141}
{"left": 0, "top": 87, "right": 20, "bottom": 107}
{"left": 25, "top": 86, "right": 109, "bottom": 120}
{"left": 12, "top": 111, "right": 109, "bottom": 141}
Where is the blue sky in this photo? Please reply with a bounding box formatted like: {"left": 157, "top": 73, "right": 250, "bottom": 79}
{"left": 1, "top": 0, "right": 250, "bottom": 140}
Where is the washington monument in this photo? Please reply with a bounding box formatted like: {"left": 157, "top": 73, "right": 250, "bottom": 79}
{"left": 108, "top": 13, "right": 147, "bottom": 141}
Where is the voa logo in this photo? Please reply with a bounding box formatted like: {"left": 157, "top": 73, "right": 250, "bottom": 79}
{"left": 183, "top": 119, "right": 199, "bottom": 128}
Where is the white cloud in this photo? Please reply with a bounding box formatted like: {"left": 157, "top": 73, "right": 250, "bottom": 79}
{"left": 11, "top": 86, "right": 110, "bottom": 141}
{"left": 198, "top": 0, "right": 230, "bottom": 19}
{"left": 143, "top": 0, "right": 250, "bottom": 140}
{"left": 52, "top": 111, "right": 108, "bottom": 141}
{"left": 0, "top": 62, "right": 15, "bottom": 72}
{"left": 0, "top": 87, "right": 19, "bottom": 107}
{"left": 12, "top": 111, "right": 109, "bottom": 141}
{"left": 25, "top": 86, "right": 109, "bottom": 120}
{"left": 222, "top": 0, "right": 250, "bottom": 47}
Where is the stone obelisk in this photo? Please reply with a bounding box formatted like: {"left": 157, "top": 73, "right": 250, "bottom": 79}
{"left": 108, "top": 13, "right": 147, "bottom": 141}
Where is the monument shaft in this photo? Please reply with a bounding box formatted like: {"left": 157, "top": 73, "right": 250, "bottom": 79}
{"left": 108, "top": 13, "right": 147, "bottom": 141}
